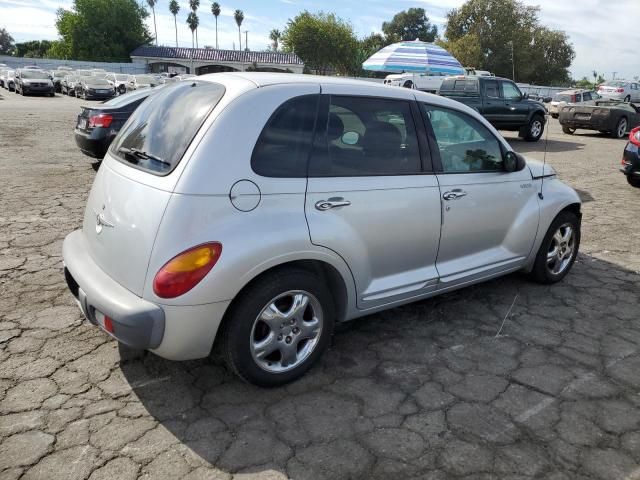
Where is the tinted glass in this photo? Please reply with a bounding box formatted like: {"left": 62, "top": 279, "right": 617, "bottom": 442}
{"left": 111, "top": 81, "right": 225, "bottom": 175}
{"left": 251, "top": 95, "right": 319, "bottom": 177}
{"left": 309, "top": 96, "right": 421, "bottom": 176}
{"left": 422, "top": 105, "right": 503, "bottom": 173}
{"left": 484, "top": 80, "right": 500, "bottom": 98}
{"left": 501, "top": 81, "right": 522, "bottom": 100}
{"left": 440, "top": 78, "right": 479, "bottom": 96}
{"left": 582, "top": 92, "right": 592, "bottom": 101}
{"left": 116, "top": 74, "right": 129, "bottom": 81}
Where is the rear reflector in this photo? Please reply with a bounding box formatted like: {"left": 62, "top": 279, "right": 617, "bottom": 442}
{"left": 88, "top": 113, "right": 113, "bottom": 128}
{"left": 153, "top": 242, "right": 222, "bottom": 298}
{"left": 104, "top": 316, "right": 114, "bottom": 334}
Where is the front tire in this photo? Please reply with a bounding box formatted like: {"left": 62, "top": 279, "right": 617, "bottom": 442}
{"left": 612, "top": 117, "right": 628, "bottom": 139}
{"left": 562, "top": 126, "right": 576, "bottom": 135}
{"left": 220, "top": 268, "right": 335, "bottom": 387}
{"left": 525, "top": 115, "right": 545, "bottom": 141}
{"left": 529, "top": 211, "right": 580, "bottom": 284}
{"left": 403, "top": 80, "right": 414, "bottom": 89}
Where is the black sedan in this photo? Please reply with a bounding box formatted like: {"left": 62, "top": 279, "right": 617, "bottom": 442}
{"left": 559, "top": 100, "right": 640, "bottom": 139}
{"left": 74, "top": 89, "right": 153, "bottom": 159}
{"left": 621, "top": 127, "right": 640, "bottom": 188}
{"left": 74, "top": 76, "right": 115, "bottom": 100}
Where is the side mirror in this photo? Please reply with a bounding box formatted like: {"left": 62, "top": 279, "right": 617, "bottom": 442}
{"left": 522, "top": 93, "right": 529, "bottom": 100}
{"left": 504, "top": 151, "right": 527, "bottom": 172}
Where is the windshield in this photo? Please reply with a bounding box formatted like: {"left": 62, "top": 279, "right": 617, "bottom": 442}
{"left": 111, "top": 81, "right": 225, "bottom": 175}
{"left": 86, "top": 78, "right": 110, "bottom": 86}
{"left": 115, "top": 74, "right": 129, "bottom": 81}
{"left": 53, "top": 71, "right": 66, "bottom": 78}
{"left": 135, "top": 75, "right": 154, "bottom": 84}
{"left": 21, "top": 70, "right": 49, "bottom": 79}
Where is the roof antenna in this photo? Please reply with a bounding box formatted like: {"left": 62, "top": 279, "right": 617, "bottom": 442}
{"left": 538, "top": 111, "right": 550, "bottom": 200}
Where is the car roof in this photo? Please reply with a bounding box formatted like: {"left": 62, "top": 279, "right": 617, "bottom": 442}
{"left": 558, "top": 89, "right": 592, "bottom": 94}
{"left": 199, "top": 72, "right": 394, "bottom": 90}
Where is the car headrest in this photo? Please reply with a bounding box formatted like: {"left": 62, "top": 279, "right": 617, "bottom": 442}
{"left": 361, "top": 121, "right": 402, "bottom": 156}
{"left": 327, "top": 113, "right": 345, "bottom": 141}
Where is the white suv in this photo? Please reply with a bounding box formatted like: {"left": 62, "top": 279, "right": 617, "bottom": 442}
{"left": 63, "top": 73, "right": 581, "bottom": 386}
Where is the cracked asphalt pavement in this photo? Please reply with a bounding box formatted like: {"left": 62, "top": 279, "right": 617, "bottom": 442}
{"left": 1, "top": 90, "right": 640, "bottom": 480}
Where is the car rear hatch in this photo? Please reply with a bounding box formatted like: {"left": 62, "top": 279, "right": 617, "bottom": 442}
{"left": 80, "top": 80, "right": 226, "bottom": 296}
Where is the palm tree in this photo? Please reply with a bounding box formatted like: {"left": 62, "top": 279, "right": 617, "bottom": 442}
{"left": 189, "top": 0, "right": 200, "bottom": 48}
{"left": 269, "top": 29, "right": 281, "bottom": 51}
{"left": 211, "top": 2, "right": 221, "bottom": 49}
{"left": 169, "top": 0, "right": 180, "bottom": 47}
{"left": 187, "top": 11, "right": 199, "bottom": 49}
{"left": 592, "top": 70, "right": 598, "bottom": 89}
{"left": 147, "top": 0, "right": 158, "bottom": 45}
{"left": 234, "top": 9, "right": 244, "bottom": 51}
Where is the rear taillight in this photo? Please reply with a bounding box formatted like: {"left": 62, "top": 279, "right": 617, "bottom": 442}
{"left": 571, "top": 95, "right": 576, "bottom": 102}
{"left": 629, "top": 127, "right": 640, "bottom": 147}
{"left": 153, "top": 243, "right": 222, "bottom": 298}
{"left": 88, "top": 113, "right": 113, "bottom": 128}
{"left": 616, "top": 88, "right": 625, "bottom": 93}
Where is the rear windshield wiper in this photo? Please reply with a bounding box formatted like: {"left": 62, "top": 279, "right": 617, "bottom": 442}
{"left": 118, "top": 147, "right": 170, "bottom": 166}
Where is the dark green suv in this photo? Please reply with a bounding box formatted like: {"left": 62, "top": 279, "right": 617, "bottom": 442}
{"left": 439, "top": 76, "right": 547, "bottom": 142}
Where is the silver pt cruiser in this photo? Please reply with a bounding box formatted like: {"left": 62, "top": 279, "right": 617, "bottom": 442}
{"left": 63, "top": 73, "right": 581, "bottom": 386}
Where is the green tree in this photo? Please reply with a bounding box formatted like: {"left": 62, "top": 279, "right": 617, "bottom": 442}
{"left": 186, "top": 11, "right": 199, "bottom": 49}
{"left": 269, "top": 29, "right": 281, "bottom": 51}
{"left": 443, "top": 0, "right": 574, "bottom": 85}
{"left": 282, "top": 11, "right": 358, "bottom": 75}
{"left": 55, "top": 0, "right": 153, "bottom": 62}
{"left": 211, "top": 2, "right": 221, "bottom": 49}
{"left": 234, "top": 9, "right": 244, "bottom": 51}
{"left": 14, "top": 40, "right": 53, "bottom": 58}
{"left": 189, "top": 0, "right": 200, "bottom": 47}
{"left": 147, "top": 0, "right": 158, "bottom": 45}
{"left": 169, "top": 0, "right": 180, "bottom": 47}
{"left": 0, "top": 28, "right": 15, "bottom": 55}
{"left": 382, "top": 8, "right": 438, "bottom": 43}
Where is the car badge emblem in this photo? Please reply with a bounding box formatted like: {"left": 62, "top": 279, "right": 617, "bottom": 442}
{"left": 94, "top": 207, "right": 114, "bottom": 234}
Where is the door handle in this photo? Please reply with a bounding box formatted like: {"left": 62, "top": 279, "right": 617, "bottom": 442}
{"left": 442, "top": 189, "right": 467, "bottom": 201}
{"left": 315, "top": 197, "right": 351, "bottom": 211}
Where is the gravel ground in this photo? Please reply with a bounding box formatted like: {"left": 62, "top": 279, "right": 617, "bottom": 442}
{"left": 0, "top": 89, "right": 639, "bottom": 480}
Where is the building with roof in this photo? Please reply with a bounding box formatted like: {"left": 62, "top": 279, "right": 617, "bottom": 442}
{"left": 130, "top": 46, "right": 304, "bottom": 75}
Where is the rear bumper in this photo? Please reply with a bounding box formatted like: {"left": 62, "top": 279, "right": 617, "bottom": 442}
{"left": 74, "top": 129, "right": 111, "bottom": 159}
{"left": 559, "top": 118, "right": 610, "bottom": 131}
{"left": 63, "top": 230, "right": 165, "bottom": 350}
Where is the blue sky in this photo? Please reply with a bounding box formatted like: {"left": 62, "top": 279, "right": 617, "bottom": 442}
{"left": 1, "top": 0, "right": 639, "bottom": 81}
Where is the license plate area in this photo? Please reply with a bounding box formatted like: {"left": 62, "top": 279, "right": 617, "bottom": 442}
{"left": 575, "top": 114, "right": 591, "bottom": 120}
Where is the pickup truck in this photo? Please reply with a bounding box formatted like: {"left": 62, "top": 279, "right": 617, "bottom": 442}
{"left": 439, "top": 76, "right": 547, "bottom": 142}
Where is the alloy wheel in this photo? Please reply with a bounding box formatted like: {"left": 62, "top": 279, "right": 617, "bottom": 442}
{"left": 250, "top": 290, "right": 323, "bottom": 373}
{"left": 546, "top": 223, "right": 575, "bottom": 275}
{"left": 617, "top": 118, "right": 628, "bottom": 138}
{"left": 531, "top": 120, "right": 543, "bottom": 138}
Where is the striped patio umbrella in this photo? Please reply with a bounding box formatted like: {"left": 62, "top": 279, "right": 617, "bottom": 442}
{"left": 362, "top": 40, "right": 464, "bottom": 75}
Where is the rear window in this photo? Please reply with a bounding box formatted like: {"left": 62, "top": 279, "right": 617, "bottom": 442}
{"left": 439, "top": 79, "right": 478, "bottom": 95}
{"left": 111, "top": 81, "right": 225, "bottom": 175}
{"left": 103, "top": 88, "right": 153, "bottom": 107}
{"left": 553, "top": 94, "right": 572, "bottom": 102}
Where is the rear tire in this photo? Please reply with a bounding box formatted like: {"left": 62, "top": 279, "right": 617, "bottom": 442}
{"left": 525, "top": 115, "right": 545, "bottom": 142}
{"left": 627, "top": 175, "right": 640, "bottom": 188}
{"left": 611, "top": 117, "right": 628, "bottom": 139}
{"left": 562, "top": 126, "right": 576, "bottom": 135}
{"left": 624, "top": 95, "right": 631, "bottom": 103}
{"left": 219, "top": 268, "right": 335, "bottom": 387}
{"left": 529, "top": 211, "right": 580, "bottom": 284}
{"left": 403, "top": 81, "right": 414, "bottom": 89}
{"left": 118, "top": 84, "right": 126, "bottom": 95}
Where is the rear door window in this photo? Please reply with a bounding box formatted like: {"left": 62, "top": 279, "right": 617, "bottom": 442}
{"left": 309, "top": 96, "right": 422, "bottom": 176}
{"left": 110, "top": 81, "right": 225, "bottom": 175}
